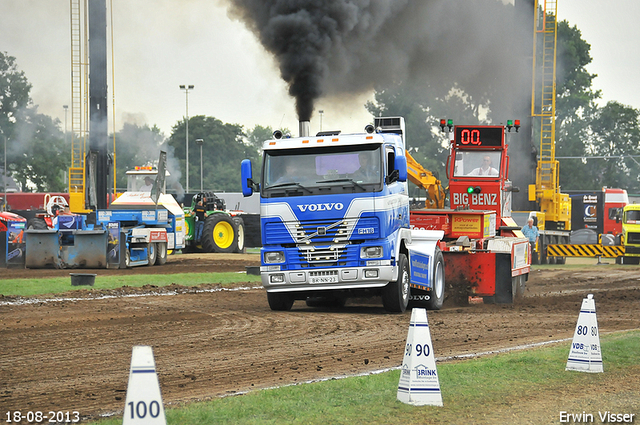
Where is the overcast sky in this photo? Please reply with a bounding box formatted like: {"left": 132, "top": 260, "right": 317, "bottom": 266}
{"left": 2, "top": 0, "right": 640, "bottom": 139}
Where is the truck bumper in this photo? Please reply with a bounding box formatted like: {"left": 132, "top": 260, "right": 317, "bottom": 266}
{"left": 261, "top": 265, "right": 397, "bottom": 293}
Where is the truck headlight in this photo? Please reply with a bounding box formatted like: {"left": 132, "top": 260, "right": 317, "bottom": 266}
{"left": 361, "top": 246, "right": 383, "bottom": 259}
{"left": 270, "top": 274, "right": 285, "bottom": 284}
{"left": 264, "top": 251, "right": 285, "bottom": 264}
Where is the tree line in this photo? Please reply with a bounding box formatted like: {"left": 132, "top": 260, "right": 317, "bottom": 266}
{"left": 1, "top": 17, "right": 639, "bottom": 196}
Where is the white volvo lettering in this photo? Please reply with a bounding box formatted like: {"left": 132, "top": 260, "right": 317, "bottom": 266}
{"left": 298, "top": 203, "right": 344, "bottom": 212}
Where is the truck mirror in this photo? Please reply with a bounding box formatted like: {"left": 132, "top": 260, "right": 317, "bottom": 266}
{"left": 241, "top": 159, "right": 258, "bottom": 197}
{"left": 395, "top": 155, "right": 407, "bottom": 182}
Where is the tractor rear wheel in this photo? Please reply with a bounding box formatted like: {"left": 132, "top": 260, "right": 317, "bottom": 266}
{"left": 202, "top": 214, "right": 238, "bottom": 253}
{"left": 28, "top": 218, "right": 48, "bottom": 230}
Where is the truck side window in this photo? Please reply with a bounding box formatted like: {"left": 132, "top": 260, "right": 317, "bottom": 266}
{"left": 386, "top": 147, "right": 397, "bottom": 182}
{"left": 609, "top": 207, "right": 621, "bottom": 221}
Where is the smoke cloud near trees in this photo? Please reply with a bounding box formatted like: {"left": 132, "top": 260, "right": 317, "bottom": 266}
{"left": 225, "top": 0, "right": 530, "bottom": 123}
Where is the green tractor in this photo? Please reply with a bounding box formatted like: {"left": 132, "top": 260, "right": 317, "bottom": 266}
{"left": 183, "top": 192, "right": 246, "bottom": 253}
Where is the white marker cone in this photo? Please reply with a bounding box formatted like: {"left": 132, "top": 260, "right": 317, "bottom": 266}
{"left": 397, "top": 308, "right": 443, "bottom": 406}
{"left": 566, "top": 294, "right": 603, "bottom": 373}
{"left": 123, "top": 346, "right": 167, "bottom": 424}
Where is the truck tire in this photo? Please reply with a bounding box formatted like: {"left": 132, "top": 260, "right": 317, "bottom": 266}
{"left": 382, "top": 253, "right": 410, "bottom": 313}
{"left": 425, "top": 248, "right": 445, "bottom": 310}
{"left": 267, "top": 292, "right": 295, "bottom": 311}
{"left": 202, "top": 214, "right": 238, "bottom": 253}
{"left": 124, "top": 248, "right": 131, "bottom": 268}
{"left": 513, "top": 274, "right": 526, "bottom": 300}
{"left": 156, "top": 243, "right": 167, "bottom": 265}
{"left": 232, "top": 216, "right": 246, "bottom": 254}
{"left": 147, "top": 243, "right": 157, "bottom": 266}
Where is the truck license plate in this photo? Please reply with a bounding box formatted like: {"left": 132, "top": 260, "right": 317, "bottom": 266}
{"left": 310, "top": 276, "right": 338, "bottom": 284}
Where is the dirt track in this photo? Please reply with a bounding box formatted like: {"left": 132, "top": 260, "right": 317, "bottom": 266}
{"left": 1, "top": 255, "right": 639, "bottom": 422}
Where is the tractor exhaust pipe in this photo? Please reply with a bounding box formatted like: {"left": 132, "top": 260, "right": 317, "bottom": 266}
{"left": 299, "top": 121, "right": 310, "bottom": 137}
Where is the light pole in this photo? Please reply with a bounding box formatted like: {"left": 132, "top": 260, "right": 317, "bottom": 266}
{"left": 196, "top": 138, "right": 204, "bottom": 192}
{"left": 63, "top": 105, "right": 68, "bottom": 140}
{"left": 319, "top": 110, "right": 324, "bottom": 132}
{"left": 179, "top": 84, "right": 194, "bottom": 193}
{"left": 2, "top": 132, "right": 6, "bottom": 212}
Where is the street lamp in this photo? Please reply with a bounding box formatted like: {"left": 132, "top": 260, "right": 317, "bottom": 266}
{"left": 196, "top": 138, "right": 204, "bottom": 192}
{"left": 179, "top": 84, "right": 194, "bottom": 193}
{"left": 2, "top": 132, "right": 6, "bottom": 212}
{"left": 63, "top": 105, "right": 68, "bottom": 140}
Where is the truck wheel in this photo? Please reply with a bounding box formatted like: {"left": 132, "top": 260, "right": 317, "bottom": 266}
{"left": 514, "top": 274, "right": 526, "bottom": 300}
{"left": 539, "top": 237, "right": 548, "bottom": 264}
{"left": 124, "top": 248, "right": 131, "bottom": 268}
{"left": 382, "top": 253, "right": 410, "bottom": 313}
{"left": 147, "top": 243, "right": 157, "bottom": 266}
{"left": 232, "top": 216, "right": 246, "bottom": 254}
{"left": 202, "top": 214, "right": 238, "bottom": 253}
{"left": 425, "top": 248, "right": 445, "bottom": 310}
{"left": 156, "top": 243, "right": 167, "bottom": 265}
{"left": 267, "top": 292, "right": 295, "bottom": 311}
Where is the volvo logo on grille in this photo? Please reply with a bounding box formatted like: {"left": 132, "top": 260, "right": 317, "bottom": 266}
{"left": 318, "top": 227, "right": 327, "bottom": 235}
{"left": 297, "top": 202, "right": 344, "bottom": 212}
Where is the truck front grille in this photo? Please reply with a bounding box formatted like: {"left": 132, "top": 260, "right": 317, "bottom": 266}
{"left": 297, "top": 245, "right": 348, "bottom": 267}
{"left": 624, "top": 246, "right": 640, "bottom": 254}
{"left": 264, "top": 217, "right": 379, "bottom": 244}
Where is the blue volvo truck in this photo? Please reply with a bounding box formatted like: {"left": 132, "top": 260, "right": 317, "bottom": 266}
{"left": 241, "top": 117, "right": 444, "bottom": 312}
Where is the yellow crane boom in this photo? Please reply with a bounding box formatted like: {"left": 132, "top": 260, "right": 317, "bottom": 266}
{"left": 406, "top": 152, "right": 445, "bottom": 209}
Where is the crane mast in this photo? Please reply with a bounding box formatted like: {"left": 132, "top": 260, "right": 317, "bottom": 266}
{"left": 529, "top": 0, "right": 570, "bottom": 231}
{"left": 69, "top": 0, "right": 89, "bottom": 213}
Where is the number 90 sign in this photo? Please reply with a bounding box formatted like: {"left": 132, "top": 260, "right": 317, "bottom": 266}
{"left": 405, "top": 343, "right": 431, "bottom": 357}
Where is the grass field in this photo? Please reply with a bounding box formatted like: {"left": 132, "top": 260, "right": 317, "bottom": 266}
{"left": 0, "top": 272, "right": 262, "bottom": 298}
{"left": 89, "top": 330, "right": 639, "bottom": 424}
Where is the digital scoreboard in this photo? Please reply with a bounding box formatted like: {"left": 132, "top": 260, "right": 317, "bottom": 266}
{"left": 454, "top": 126, "right": 504, "bottom": 148}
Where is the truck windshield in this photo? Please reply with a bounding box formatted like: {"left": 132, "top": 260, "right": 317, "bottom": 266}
{"left": 625, "top": 210, "right": 640, "bottom": 223}
{"left": 453, "top": 151, "right": 501, "bottom": 177}
{"left": 128, "top": 174, "right": 156, "bottom": 192}
{"left": 262, "top": 145, "right": 382, "bottom": 197}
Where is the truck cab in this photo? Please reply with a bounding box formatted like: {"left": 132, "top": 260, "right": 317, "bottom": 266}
{"left": 446, "top": 124, "right": 516, "bottom": 228}
{"left": 603, "top": 188, "right": 629, "bottom": 236}
{"left": 621, "top": 204, "right": 640, "bottom": 264}
{"left": 410, "top": 120, "right": 530, "bottom": 304}
{"left": 241, "top": 118, "right": 443, "bottom": 312}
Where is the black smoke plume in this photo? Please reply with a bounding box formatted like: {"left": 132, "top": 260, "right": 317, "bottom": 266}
{"left": 225, "top": 0, "right": 532, "bottom": 123}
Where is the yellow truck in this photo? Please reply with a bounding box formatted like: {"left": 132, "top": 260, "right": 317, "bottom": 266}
{"left": 621, "top": 204, "right": 640, "bottom": 264}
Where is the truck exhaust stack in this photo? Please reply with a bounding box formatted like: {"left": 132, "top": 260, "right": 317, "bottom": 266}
{"left": 299, "top": 121, "right": 310, "bottom": 137}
